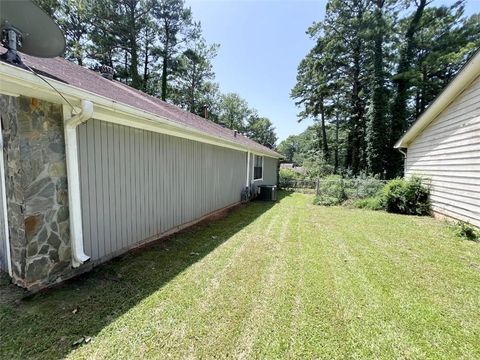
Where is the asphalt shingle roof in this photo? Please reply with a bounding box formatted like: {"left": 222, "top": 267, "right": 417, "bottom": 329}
{"left": 1, "top": 48, "right": 280, "bottom": 157}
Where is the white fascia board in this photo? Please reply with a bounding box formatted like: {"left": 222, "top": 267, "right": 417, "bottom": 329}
{"left": 0, "top": 62, "right": 282, "bottom": 158}
{"left": 395, "top": 51, "right": 480, "bottom": 149}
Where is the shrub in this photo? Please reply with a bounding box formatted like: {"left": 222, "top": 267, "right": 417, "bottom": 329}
{"left": 343, "top": 176, "right": 385, "bottom": 200}
{"left": 353, "top": 196, "right": 384, "bottom": 211}
{"left": 279, "top": 168, "right": 303, "bottom": 183}
{"left": 314, "top": 175, "right": 346, "bottom": 206}
{"left": 279, "top": 168, "right": 308, "bottom": 189}
{"left": 452, "top": 221, "right": 479, "bottom": 242}
{"left": 382, "top": 176, "right": 431, "bottom": 216}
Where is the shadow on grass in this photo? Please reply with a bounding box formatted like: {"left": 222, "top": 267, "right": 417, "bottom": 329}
{"left": 0, "top": 192, "right": 291, "bottom": 359}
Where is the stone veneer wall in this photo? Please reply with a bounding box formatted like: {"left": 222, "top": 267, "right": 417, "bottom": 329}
{"left": 1, "top": 94, "right": 76, "bottom": 289}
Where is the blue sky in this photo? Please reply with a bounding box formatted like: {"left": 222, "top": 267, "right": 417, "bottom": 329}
{"left": 185, "top": 0, "right": 479, "bottom": 142}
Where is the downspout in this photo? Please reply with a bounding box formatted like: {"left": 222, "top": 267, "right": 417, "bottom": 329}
{"left": 0, "top": 120, "right": 12, "bottom": 276}
{"left": 398, "top": 148, "right": 407, "bottom": 177}
{"left": 246, "top": 151, "right": 251, "bottom": 187}
{"left": 64, "top": 100, "right": 93, "bottom": 267}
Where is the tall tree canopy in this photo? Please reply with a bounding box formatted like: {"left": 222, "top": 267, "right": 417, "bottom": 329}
{"left": 33, "top": 0, "right": 278, "bottom": 146}
{"left": 293, "top": 0, "right": 480, "bottom": 178}
{"left": 245, "top": 116, "right": 278, "bottom": 149}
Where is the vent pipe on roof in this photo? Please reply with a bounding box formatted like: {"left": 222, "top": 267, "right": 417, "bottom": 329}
{"left": 203, "top": 104, "right": 208, "bottom": 119}
{"left": 100, "top": 65, "right": 114, "bottom": 80}
{"left": 234, "top": 130, "right": 238, "bottom": 137}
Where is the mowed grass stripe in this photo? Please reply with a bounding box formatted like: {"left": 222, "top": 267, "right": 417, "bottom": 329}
{"left": 71, "top": 204, "right": 280, "bottom": 359}
{"left": 1, "top": 192, "right": 479, "bottom": 360}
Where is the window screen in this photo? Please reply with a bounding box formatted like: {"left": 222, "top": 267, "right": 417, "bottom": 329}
{"left": 253, "top": 155, "right": 263, "bottom": 180}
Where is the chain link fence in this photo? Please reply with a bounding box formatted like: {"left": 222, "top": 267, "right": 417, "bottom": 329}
{"left": 315, "top": 177, "right": 388, "bottom": 200}
{"left": 280, "top": 177, "right": 388, "bottom": 200}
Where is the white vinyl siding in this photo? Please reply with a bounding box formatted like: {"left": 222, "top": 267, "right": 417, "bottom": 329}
{"left": 405, "top": 75, "right": 480, "bottom": 227}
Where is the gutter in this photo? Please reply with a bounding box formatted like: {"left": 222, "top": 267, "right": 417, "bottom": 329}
{"left": 64, "top": 100, "right": 93, "bottom": 267}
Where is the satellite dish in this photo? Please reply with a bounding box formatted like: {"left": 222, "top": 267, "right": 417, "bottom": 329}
{"left": 0, "top": 0, "right": 66, "bottom": 65}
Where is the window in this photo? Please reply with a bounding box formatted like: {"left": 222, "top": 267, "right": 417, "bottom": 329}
{"left": 253, "top": 155, "right": 263, "bottom": 180}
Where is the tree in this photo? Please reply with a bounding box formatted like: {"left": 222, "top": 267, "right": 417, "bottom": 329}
{"left": 170, "top": 38, "right": 219, "bottom": 114}
{"left": 245, "top": 116, "right": 277, "bottom": 149}
{"left": 365, "top": 0, "right": 394, "bottom": 176}
{"left": 217, "top": 93, "right": 252, "bottom": 131}
{"left": 388, "top": 0, "right": 428, "bottom": 177}
{"left": 32, "top": 0, "right": 61, "bottom": 17}
{"left": 410, "top": 4, "right": 479, "bottom": 117}
{"left": 277, "top": 135, "right": 301, "bottom": 163}
{"left": 293, "top": 0, "right": 479, "bottom": 178}
{"left": 58, "top": 0, "right": 93, "bottom": 66}
{"left": 153, "top": 0, "right": 196, "bottom": 101}
{"left": 291, "top": 48, "right": 331, "bottom": 163}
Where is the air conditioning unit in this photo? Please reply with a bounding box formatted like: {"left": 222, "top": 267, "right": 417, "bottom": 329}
{"left": 258, "top": 185, "right": 277, "bottom": 201}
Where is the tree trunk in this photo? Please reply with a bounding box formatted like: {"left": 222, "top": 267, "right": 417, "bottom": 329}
{"left": 334, "top": 110, "right": 339, "bottom": 174}
{"left": 366, "top": 0, "right": 387, "bottom": 176}
{"left": 161, "top": 26, "right": 170, "bottom": 101}
{"left": 348, "top": 0, "right": 366, "bottom": 175}
{"left": 190, "top": 61, "right": 196, "bottom": 112}
{"left": 388, "top": 0, "right": 427, "bottom": 177}
{"left": 351, "top": 40, "right": 365, "bottom": 175}
{"left": 319, "top": 96, "right": 329, "bottom": 162}
{"left": 128, "top": 3, "right": 141, "bottom": 89}
{"left": 143, "top": 29, "right": 150, "bottom": 91}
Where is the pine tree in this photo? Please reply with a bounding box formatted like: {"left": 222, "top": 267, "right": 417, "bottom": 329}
{"left": 170, "top": 38, "right": 219, "bottom": 114}
{"left": 152, "top": 0, "right": 196, "bottom": 101}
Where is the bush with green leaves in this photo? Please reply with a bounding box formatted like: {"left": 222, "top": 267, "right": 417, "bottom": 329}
{"left": 343, "top": 175, "right": 385, "bottom": 200}
{"left": 451, "top": 221, "right": 479, "bottom": 242}
{"left": 313, "top": 175, "right": 346, "bottom": 206}
{"left": 279, "top": 168, "right": 303, "bottom": 183}
{"left": 353, "top": 196, "right": 385, "bottom": 211}
{"left": 382, "top": 176, "right": 431, "bottom": 215}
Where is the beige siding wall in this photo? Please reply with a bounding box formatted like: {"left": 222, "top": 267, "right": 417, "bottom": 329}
{"left": 77, "top": 119, "right": 248, "bottom": 261}
{"left": 405, "top": 75, "right": 480, "bottom": 227}
{"left": 249, "top": 153, "right": 278, "bottom": 187}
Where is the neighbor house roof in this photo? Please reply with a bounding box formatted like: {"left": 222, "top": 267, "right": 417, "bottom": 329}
{"left": 0, "top": 47, "right": 281, "bottom": 158}
{"left": 395, "top": 50, "right": 480, "bottom": 149}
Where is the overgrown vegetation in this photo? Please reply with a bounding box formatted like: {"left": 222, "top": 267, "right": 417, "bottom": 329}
{"left": 451, "top": 221, "right": 480, "bottom": 242}
{"left": 382, "top": 176, "right": 431, "bottom": 216}
{"left": 279, "top": 168, "right": 304, "bottom": 184}
{"left": 353, "top": 196, "right": 384, "bottom": 211}
{"left": 314, "top": 174, "right": 385, "bottom": 207}
{"left": 314, "top": 176, "right": 431, "bottom": 217}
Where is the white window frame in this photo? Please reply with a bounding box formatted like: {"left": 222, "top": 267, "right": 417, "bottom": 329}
{"left": 253, "top": 155, "right": 264, "bottom": 181}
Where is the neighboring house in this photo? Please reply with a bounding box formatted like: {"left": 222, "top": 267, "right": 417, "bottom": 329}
{"left": 395, "top": 51, "right": 480, "bottom": 228}
{"left": 0, "top": 49, "right": 281, "bottom": 289}
{"left": 280, "top": 163, "right": 305, "bottom": 175}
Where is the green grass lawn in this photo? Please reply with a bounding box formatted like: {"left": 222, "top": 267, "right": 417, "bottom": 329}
{"left": 1, "top": 192, "right": 479, "bottom": 359}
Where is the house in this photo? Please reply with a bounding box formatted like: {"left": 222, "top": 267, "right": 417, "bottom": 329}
{"left": 0, "top": 49, "right": 281, "bottom": 290}
{"left": 395, "top": 50, "right": 480, "bottom": 228}
{"left": 280, "top": 163, "right": 305, "bottom": 175}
